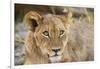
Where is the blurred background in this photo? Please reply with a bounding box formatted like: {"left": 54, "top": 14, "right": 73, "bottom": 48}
{"left": 14, "top": 4, "right": 94, "bottom": 65}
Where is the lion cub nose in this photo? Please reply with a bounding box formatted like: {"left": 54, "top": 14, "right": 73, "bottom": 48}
{"left": 52, "top": 48, "right": 61, "bottom": 53}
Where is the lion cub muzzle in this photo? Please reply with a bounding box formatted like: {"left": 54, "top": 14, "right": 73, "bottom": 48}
{"left": 51, "top": 48, "right": 61, "bottom": 56}
{"left": 48, "top": 48, "right": 62, "bottom": 63}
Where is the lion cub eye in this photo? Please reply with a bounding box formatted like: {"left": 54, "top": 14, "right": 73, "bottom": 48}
{"left": 60, "top": 30, "right": 65, "bottom": 37}
{"left": 42, "top": 31, "right": 49, "bottom": 37}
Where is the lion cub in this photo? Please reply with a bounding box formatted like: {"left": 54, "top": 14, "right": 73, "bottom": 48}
{"left": 23, "top": 11, "right": 93, "bottom": 64}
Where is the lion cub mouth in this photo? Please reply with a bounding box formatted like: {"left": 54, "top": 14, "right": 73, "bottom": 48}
{"left": 48, "top": 55, "right": 62, "bottom": 63}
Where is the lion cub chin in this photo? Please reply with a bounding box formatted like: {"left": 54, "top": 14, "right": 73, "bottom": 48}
{"left": 49, "top": 56, "right": 62, "bottom": 63}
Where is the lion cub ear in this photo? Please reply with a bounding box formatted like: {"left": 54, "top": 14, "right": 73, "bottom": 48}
{"left": 23, "top": 11, "right": 43, "bottom": 31}
{"left": 58, "top": 9, "right": 73, "bottom": 29}
{"left": 63, "top": 8, "right": 73, "bottom": 24}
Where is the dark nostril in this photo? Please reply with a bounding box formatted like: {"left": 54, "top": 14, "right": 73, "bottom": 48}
{"left": 52, "top": 48, "right": 61, "bottom": 52}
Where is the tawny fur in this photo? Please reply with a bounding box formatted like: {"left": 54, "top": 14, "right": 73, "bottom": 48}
{"left": 23, "top": 11, "right": 94, "bottom": 64}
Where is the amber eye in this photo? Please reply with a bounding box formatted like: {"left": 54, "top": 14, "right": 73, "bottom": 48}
{"left": 43, "top": 31, "right": 49, "bottom": 37}
{"left": 60, "top": 30, "right": 64, "bottom": 36}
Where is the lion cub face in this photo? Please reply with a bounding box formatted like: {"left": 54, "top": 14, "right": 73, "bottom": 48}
{"left": 24, "top": 11, "right": 72, "bottom": 63}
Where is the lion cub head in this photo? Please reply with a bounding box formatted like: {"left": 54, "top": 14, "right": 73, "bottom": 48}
{"left": 24, "top": 11, "right": 72, "bottom": 63}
